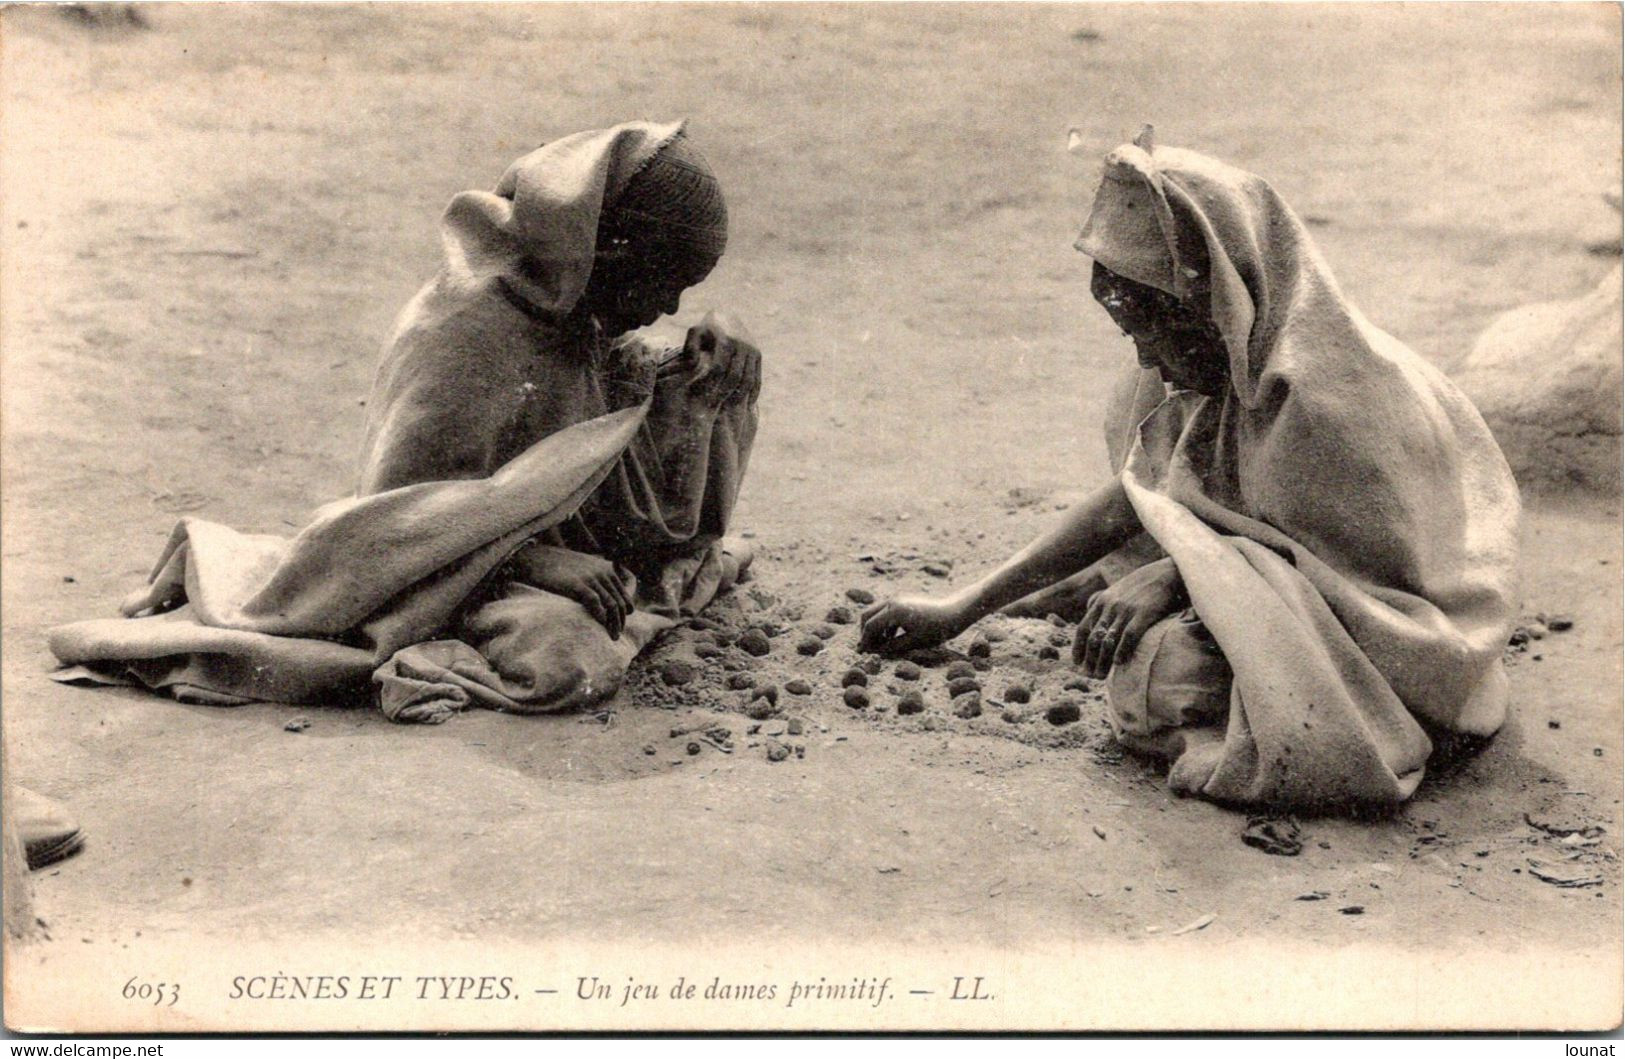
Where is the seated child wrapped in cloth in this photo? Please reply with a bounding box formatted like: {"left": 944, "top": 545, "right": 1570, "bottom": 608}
{"left": 860, "top": 130, "right": 1520, "bottom": 812}
{"left": 49, "top": 120, "right": 760, "bottom": 724}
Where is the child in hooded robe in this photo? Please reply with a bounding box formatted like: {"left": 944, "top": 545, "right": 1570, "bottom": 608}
{"left": 859, "top": 131, "right": 1519, "bottom": 812}
{"left": 358, "top": 121, "right": 761, "bottom": 717}
{"left": 49, "top": 121, "right": 761, "bottom": 723}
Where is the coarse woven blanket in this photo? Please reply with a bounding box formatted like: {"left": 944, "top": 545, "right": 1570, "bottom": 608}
{"left": 1081, "top": 141, "right": 1521, "bottom": 811}
{"left": 50, "top": 121, "right": 754, "bottom": 721}
{"left": 48, "top": 406, "right": 646, "bottom": 709}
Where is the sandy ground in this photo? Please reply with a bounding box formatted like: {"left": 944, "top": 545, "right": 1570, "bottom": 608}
{"left": 1, "top": 2, "right": 1621, "bottom": 1030}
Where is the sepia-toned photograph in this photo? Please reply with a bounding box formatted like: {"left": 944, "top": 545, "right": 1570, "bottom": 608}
{"left": 2, "top": 0, "right": 1621, "bottom": 1035}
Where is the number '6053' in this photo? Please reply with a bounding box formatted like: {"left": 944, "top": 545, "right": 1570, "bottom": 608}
{"left": 122, "top": 977, "right": 180, "bottom": 1007}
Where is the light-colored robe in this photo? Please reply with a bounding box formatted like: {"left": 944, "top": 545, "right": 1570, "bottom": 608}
{"left": 1078, "top": 142, "right": 1520, "bottom": 810}
{"left": 50, "top": 121, "right": 757, "bottom": 723}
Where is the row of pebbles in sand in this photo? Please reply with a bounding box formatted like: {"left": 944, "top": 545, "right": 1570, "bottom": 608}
{"left": 627, "top": 584, "right": 1109, "bottom": 750}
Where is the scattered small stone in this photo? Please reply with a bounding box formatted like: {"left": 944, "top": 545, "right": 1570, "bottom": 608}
{"left": 785, "top": 679, "right": 813, "bottom": 696}
{"left": 841, "top": 668, "right": 869, "bottom": 688}
{"left": 726, "top": 672, "right": 756, "bottom": 691}
{"left": 947, "top": 677, "right": 981, "bottom": 698}
{"left": 686, "top": 742, "right": 702, "bottom": 756}
{"left": 1294, "top": 891, "right": 1329, "bottom": 901}
{"left": 861, "top": 656, "right": 884, "bottom": 675}
{"left": 751, "top": 685, "right": 780, "bottom": 706}
{"left": 756, "top": 620, "right": 786, "bottom": 637}
{"left": 825, "top": 606, "right": 855, "bottom": 625}
{"left": 1526, "top": 859, "right": 1604, "bottom": 888}
{"left": 894, "top": 661, "right": 922, "bottom": 681}
{"left": 284, "top": 717, "right": 310, "bottom": 733}
{"left": 787, "top": 718, "right": 805, "bottom": 736}
{"left": 971, "top": 658, "right": 992, "bottom": 672}
{"left": 765, "top": 739, "right": 791, "bottom": 763}
{"left": 1241, "top": 816, "right": 1302, "bottom": 856}
{"left": 794, "top": 745, "right": 806, "bottom": 759}
{"left": 921, "top": 715, "right": 946, "bottom": 731}
{"left": 1170, "top": 913, "right": 1216, "bottom": 936}
{"left": 967, "top": 639, "right": 991, "bottom": 659}
{"left": 896, "top": 690, "right": 925, "bottom": 715}
{"left": 945, "top": 660, "right": 976, "bottom": 680}
{"left": 846, "top": 587, "right": 876, "bottom": 605}
{"left": 796, "top": 637, "right": 824, "bottom": 657}
{"left": 643, "top": 745, "right": 656, "bottom": 755}
{"left": 1037, "top": 646, "right": 1061, "bottom": 661}
{"left": 922, "top": 562, "right": 951, "bottom": 578}
{"left": 1548, "top": 615, "right": 1575, "bottom": 632}
{"left": 1594, "top": 747, "right": 1604, "bottom": 757}
{"left": 660, "top": 660, "right": 698, "bottom": 686}
{"left": 1338, "top": 906, "right": 1365, "bottom": 916}
{"left": 1046, "top": 702, "right": 1082, "bottom": 726}
{"left": 737, "top": 630, "right": 772, "bottom": 657}
{"left": 1004, "top": 684, "right": 1032, "bottom": 704}
{"left": 694, "top": 643, "right": 723, "bottom": 660}
{"left": 1063, "top": 678, "right": 1090, "bottom": 693}
{"left": 1092, "top": 826, "right": 1107, "bottom": 840}
{"left": 904, "top": 647, "right": 959, "bottom": 668}
{"left": 1548, "top": 719, "right": 1561, "bottom": 730}
{"left": 1048, "top": 631, "right": 1070, "bottom": 648}
{"left": 843, "top": 687, "right": 871, "bottom": 710}
{"left": 1001, "top": 707, "right": 1024, "bottom": 724}
{"left": 953, "top": 694, "right": 982, "bottom": 719}
{"left": 1525, "top": 621, "right": 1548, "bottom": 640}
{"left": 812, "top": 624, "right": 837, "bottom": 640}
{"left": 62, "top": 575, "right": 76, "bottom": 584}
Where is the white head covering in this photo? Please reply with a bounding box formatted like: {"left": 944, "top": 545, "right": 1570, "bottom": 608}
{"left": 1075, "top": 128, "right": 1186, "bottom": 296}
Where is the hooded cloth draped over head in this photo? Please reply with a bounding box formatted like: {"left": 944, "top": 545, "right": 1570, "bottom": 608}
{"left": 1078, "top": 137, "right": 1520, "bottom": 810}
{"left": 49, "top": 121, "right": 755, "bottom": 721}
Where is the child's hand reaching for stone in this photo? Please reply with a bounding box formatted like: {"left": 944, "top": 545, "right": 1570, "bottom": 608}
{"left": 859, "top": 593, "right": 972, "bottom": 655}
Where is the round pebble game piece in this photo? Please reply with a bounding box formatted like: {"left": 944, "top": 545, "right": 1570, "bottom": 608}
{"left": 1046, "top": 702, "right": 1083, "bottom": 726}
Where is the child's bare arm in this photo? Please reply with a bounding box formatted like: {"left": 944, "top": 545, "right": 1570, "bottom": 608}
{"left": 860, "top": 479, "right": 1142, "bottom": 653}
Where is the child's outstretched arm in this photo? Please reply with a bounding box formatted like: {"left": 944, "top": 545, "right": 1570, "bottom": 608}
{"left": 859, "top": 478, "right": 1141, "bottom": 655}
